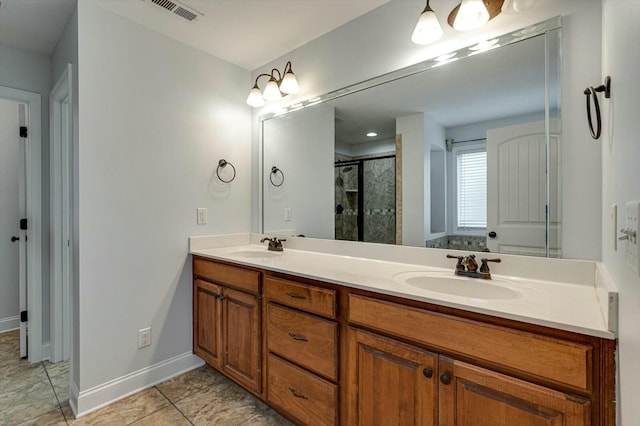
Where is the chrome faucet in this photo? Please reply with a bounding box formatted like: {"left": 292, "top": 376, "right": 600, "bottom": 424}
{"left": 447, "top": 254, "right": 501, "bottom": 279}
{"left": 260, "top": 237, "right": 286, "bottom": 252}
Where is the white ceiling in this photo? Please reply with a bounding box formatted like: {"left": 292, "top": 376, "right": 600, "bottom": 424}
{"left": 0, "top": 0, "right": 389, "bottom": 70}
{"left": 93, "top": 0, "right": 391, "bottom": 71}
{"left": 0, "top": 0, "right": 76, "bottom": 55}
{"left": 330, "top": 34, "right": 554, "bottom": 145}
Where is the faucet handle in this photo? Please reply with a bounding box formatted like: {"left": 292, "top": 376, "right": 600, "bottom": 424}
{"left": 446, "top": 254, "right": 465, "bottom": 272}
{"left": 480, "top": 257, "right": 501, "bottom": 273}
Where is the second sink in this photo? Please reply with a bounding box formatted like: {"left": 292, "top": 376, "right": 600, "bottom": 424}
{"left": 393, "top": 271, "right": 522, "bottom": 300}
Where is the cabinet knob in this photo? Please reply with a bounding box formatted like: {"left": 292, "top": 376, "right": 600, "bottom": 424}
{"left": 440, "top": 373, "right": 451, "bottom": 385}
{"left": 11, "top": 236, "right": 19, "bottom": 242}
{"left": 422, "top": 368, "right": 433, "bottom": 378}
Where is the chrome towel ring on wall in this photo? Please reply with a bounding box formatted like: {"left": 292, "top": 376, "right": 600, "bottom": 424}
{"left": 270, "top": 166, "right": 285, "bottom": 187}
{"left": 584, "top": 76, "right": 611, "bottom": 140}
{"left": 216, "top": 159, "right": 236, "bottom": 183}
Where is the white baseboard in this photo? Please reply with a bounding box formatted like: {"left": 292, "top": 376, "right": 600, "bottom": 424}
{"left": 0, "top": 316, "right": 19, "bottom": 333}
{"left": 74, "top": 352, "right": 204, "bottom": 418}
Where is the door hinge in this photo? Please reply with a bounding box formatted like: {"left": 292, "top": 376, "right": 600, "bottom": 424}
{"left": 20, "top": 311, "right": 28, "bottom": 322}
{"left": 20, "top": 218, "right": 28, "bottom": 230}
{"left": 19, "top": 126, "right": 28, "bottom": 138}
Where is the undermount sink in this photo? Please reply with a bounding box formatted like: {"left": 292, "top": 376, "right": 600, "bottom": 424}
{"left": 229, "top": 250, "right": 282, "bottom": 259}
{"left": 393, "top": 271, "right": 522, "bottom": 300}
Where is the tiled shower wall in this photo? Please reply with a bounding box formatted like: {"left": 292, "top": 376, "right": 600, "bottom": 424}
{"left": 425, "top": 235, "right": 488, "bottom": 252}
{"left": 335, "top": 153, "right": 396, "bottom": 244}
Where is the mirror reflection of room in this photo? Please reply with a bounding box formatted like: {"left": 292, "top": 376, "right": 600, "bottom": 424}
{"left": 262, "top": 21, "right": 561, "bottom": 257}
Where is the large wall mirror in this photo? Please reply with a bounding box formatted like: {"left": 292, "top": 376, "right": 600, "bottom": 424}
{"left": 261, "top": 18, "right": 561, "bottom": 257}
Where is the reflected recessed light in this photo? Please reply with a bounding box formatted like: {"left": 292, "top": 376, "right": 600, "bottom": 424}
{"left": 366, "top": 132, "right": 378, "bottom": 137}
{"left": 435, "top": 53, "right": 457, "bottom": 62}
{"left": 470, "top": 38, "right": 499, "bottom": 51}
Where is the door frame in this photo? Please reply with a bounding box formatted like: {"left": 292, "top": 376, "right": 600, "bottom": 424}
{"left": 50, "top": 64, "right": 73, "bottom": 362}
{"left": 0, "top": 85, "right": 43, "bottom": 362}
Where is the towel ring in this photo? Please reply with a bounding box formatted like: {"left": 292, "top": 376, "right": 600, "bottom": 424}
{"left": 270, "top": 166, "right": 285, "bottom": 187}
{"left": 584, "top": 76, "right": 611, "bottom": 140}
{"left": 216, "top": 159, "right": 236, "bottom": 183}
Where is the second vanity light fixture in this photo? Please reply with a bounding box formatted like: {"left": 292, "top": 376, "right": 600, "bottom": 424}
{"left": 246, "top": 61, "right": 299, "bottom": 107}
{"left": 412, "top": 0, "right": 534, "bottom": 45}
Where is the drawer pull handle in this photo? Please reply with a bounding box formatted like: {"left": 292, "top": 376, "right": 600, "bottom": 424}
{"left": 285, "top": 292, "right": 306, "bottom": 300}
{"left": 422, "top": 368, "right": 433, "bottom": 378}
{"left": 288, "top": 387, "right": 308, "bottom": 400}
{"left": 288, "top": 332, "right": 309, "bottom": 342}
{"left": 440, "top": 373, "right": 451, "bottom": 385}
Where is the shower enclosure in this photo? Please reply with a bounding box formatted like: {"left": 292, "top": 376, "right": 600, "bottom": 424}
{"left": 334, "top": 155, "right": 396, "bottom": 244}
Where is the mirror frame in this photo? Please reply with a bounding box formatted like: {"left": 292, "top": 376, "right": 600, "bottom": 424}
{"left": 259, "top": 16, "right": 562, "bottom": 251}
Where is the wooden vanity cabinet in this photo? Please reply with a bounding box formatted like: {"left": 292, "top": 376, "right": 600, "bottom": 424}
{"left": 193, "top": 257, "right": 262, "bottom": 394}
{"left": 264, "top": 276, "right": 339, "bottom": 426}
{"left": 193, "top": 257, "right": 615, "bottom": 425}
{"left": 347, "top": 294, "right": 598, "bottom": 426}
{"left": 438, "top": 357, "right": 590, "bottom": 426}
{"left": 347, "top": 328, "right": 438, "bottom": 426}
{"left": 193, "top": 279, "right": 223, "bottom": 369}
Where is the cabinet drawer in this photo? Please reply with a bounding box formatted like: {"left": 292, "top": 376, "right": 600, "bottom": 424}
{"left": 194, "top": 257, "right": 260, "bottom": 294}
{"left": 348, "top": 294, "right": 592, "bottom": 392}
{"left": 267, "top": 354, "right": 338, "bottom": 426}
{"left": 267, "top": 303, "right": 338, "bottom": 381}
{"left": 265, "top": 276, "right": 336, "bottom": 318}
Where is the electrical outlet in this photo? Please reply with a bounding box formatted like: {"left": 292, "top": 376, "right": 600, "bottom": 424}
{"left": 284, "top": 208, "right": 292, "bottom": 222}
{"left": 197, "top": 208, "right": 207, "bottom": 225}
{"left": 138, "top": 327, "right": 151, "bottom": 348}
{"left": 623, "top": 201, "right": 639, "bottom": 274}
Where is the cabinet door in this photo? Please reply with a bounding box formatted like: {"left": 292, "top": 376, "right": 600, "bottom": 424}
{"left": 347, "top": 328, "right": 438, "bottom": 426}
{"left": 193, "top": 279, "right": 223, "bottom": 369}
{"left": 438, "top": 357, "right": 591, "bottom": 426}
{"left": 223, "top": 287, "right": 262, "bottom": 393}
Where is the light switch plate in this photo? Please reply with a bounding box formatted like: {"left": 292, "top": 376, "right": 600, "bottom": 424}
{"left": 197, "top": 208, "right": 207, "bottom": 225}
{"left": 624, "top": 201, "right": 639, "bottom": 274}
{"left": 284, "top": 208, "right": 292, "bottom": 222}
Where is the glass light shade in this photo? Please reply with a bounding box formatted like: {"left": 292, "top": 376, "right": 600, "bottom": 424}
{"left": 263, "top": 79, "right": 282, "bottom": 101}
{"left": 280, "top": 71, "right": 299, "bottom": 94}
{"left": 501, "top": 0, "right": 534, "bottom": 14}
{"left": 246, "top": 86, "right": 265, "bottom": 107}
{"left": 411, "top": 8, "right": 443, "bottom": 45}
{"left": 453, "top": 0, "right": 490, "bottom": 32}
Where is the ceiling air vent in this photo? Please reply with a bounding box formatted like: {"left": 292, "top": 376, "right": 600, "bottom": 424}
{"left": 151, "top": 0, "right": 176, "bottom": 12}
{"left": 143, "top": 0, "right": 203, "bottom": 22}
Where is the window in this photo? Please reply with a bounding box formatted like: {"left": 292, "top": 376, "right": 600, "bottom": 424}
{"left": 456, "top": 149, "right": 487, "bottom": 229}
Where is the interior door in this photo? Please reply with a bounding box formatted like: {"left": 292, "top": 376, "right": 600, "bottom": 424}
{"left": 486, "top": 120, "right": 560, "bottom": 256}
{"left": 18, "top": 103, "right": 28, "bottom": 358}
{"left": 0, "top": 99, "right": 27, "bottom": 357}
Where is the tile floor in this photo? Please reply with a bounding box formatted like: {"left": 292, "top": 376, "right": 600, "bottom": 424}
{"left": 0, "top": 330, "right": 292, "bottom": 425}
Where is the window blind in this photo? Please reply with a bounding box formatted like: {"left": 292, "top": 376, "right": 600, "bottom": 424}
{"left": 457, "top": 150, "right": 487, "bottom": 229}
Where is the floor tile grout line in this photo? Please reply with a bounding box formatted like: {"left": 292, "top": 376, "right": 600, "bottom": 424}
{"left": 42, "top": 361, "right": 71, "bottom": 425}
{"left": 154, "top": 385, "right": 196, "bottom": 426}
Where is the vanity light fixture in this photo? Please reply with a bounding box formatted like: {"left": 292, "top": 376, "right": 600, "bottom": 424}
{"left": 501, "top": 0, "right": 534, "bottom": 14}
{"left": 246, "top": 61, "right": 299, "bottom": 107}
{"left": 412, "top": 0, "right": 522, "bottom": 45}
{"left": 448, "top": 0, "right": 504, "bottom": 32}
{"left": 411, "top": 0, "right": 443, "bottom": 45}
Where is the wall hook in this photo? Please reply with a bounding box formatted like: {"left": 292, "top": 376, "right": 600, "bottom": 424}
{"left": 216, "top": 159, "right": 236, "bottom": 183}
{"left": 584, "top": 76, "right": 611, "bottom": 140}
{"left": 270, "top": 166, "right": 285, "bottom": 187}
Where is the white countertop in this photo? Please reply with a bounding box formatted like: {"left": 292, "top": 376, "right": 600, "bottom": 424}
{"left": 189, "top": 234, "right": 617, "bottom": 339}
